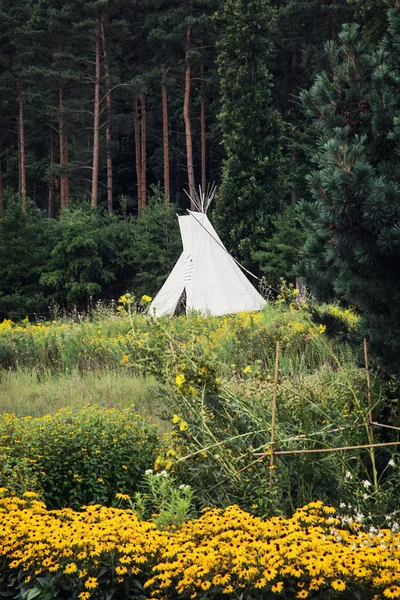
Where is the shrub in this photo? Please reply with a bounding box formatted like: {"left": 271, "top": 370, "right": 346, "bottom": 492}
{"left": 0, "top": 406, "right": 163, "bottom": 509}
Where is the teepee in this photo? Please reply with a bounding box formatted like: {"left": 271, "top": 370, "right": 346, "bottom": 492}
{"left": 151, "top": 186, "right": 266, "bottom": 317}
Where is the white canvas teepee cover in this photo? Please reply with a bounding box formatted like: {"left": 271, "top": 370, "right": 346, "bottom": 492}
{"left": 151, "top": 211, "right": 266, "bottom": 317}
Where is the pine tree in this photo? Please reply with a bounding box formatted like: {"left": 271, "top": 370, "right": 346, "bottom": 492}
{"left": 214, "top": 0, "right": 284, "bottom": 272}
{"left": 299, "top": 12, "right": 400, "bottom": 372}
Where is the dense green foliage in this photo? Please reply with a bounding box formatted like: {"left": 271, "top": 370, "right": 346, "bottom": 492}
{"left": 214, "top": 0, "right": 284, "bottom": 271}
{"left": 0, "top": 195, "right": 180, "bottom": 319}
{"left": 299, "top": 5, "right": 400, "bottom": 372}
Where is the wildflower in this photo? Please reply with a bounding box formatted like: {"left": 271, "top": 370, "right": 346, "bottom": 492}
{"left": 243, "top": 365, "right": 251, "bottom": 374}
{"left": 118, "top": 295, "right": 127, "bottom": 303}
{"left": 389, "top": 458, "right": 395, "bottom": 467}
{"left": 176, "top": 373, "right": 185, "bottom": 388}
{"left": 22, "top": 491, "right": 38, "bottom": 498}
{"left": 122, "top": 353, "right": 129, "bottom": 364}
{"left": 332, "top": 580, "right": 346, "bottom": 592}
{"left": 363, "top": 480, "right": 372, "bottom": 488}
{"left": 271, "top": 582, "right": 284, "bottom": 593}
{"left": 384, "top": 587, "right": 400, "bottom": 599}
{"left": 172, "top": 414, "right": 180, "bottom": 424}
{"left": 318, "top": 324, "right": 327, "bottom": 334}
{"left": 345, "top": 471, "right": 353, "bottom": 480}
{"left": 64, "top": 562, "right": 78, "bottom": 574}
{"left": 141, "top": 295, "right": 152, "bottom": 303}
{"left": 78, "top": 594, "right": 91, "bottom": 600}
{"left": 84, "top": 578, "right": 98, "bottom": 590}
{"left": 160, "top": 470, "right": 168, "bottom": 477}
{"left": 116, "top": 493, "right": 130, "bottom": 500}
{"left": 179, "top": 420, "right": 189, "bottom": 431}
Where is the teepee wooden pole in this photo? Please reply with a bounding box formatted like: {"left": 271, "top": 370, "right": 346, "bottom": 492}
{"left": 363, "top": 338, "right": 378, "bottom": 492}
{"left": 269, "top": 341, "right": 280, "bottom": 494}
{"left": 274, "top": 440, "right": 400, "bottom": 455}
{"left": 364, "top": 338, "right": 373, "bottom": 428}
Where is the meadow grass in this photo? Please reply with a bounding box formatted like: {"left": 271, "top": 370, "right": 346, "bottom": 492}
{"left": 0, "top": 367, "right": 166, "bottom": 424}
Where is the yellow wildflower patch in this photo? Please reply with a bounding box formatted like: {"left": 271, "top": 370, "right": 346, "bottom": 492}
{"left": 0, "top": 495, "right": 399, "bottom": 599}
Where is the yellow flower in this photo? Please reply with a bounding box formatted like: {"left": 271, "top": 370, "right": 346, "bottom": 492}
{"left": 271, "top": 582, "right": 284, "bottom": 593}
{"left": 296, "top": 591, "right": 308, "bottom": 598}
{"left": 318, "top": 324, "right": 327, "bottom": 334}
{"left": 179, "top": 420, "right": 189, "bottom": 431}
{"left": 115, "top": 493, "right": 130, "bottom": 500}
{"left": 122, "top": 353, "right": 129, "bottom": 364}
{"left": 331, "top": 580, "right": 346, "bottom": 592}
{"left": 116, "top": 566, "right": 128, "bottom": 575}
{"left": 176, "top": 373, "right": 185, "bottom": 388}
{"left": 141, "top": 295, "right": 152, "bottom": 303}
{"left": 64, "top": 562, "right": 78, "bottom": 574}
{"left": 78, "top": 593, "right": 91, "bottom": 600}
{"left": 384, "top": 588, "right": 400, "bottom": 599}
{"left": 22, "top": 491, "right": 38, "bottom": 498}
{"left": 223, "top": 586, "right": 234, "bottom": 594}
{"left": 243, "top": 365, "right": 251, "bottom": 374}
{"left": 84, "top": 577, "right": 98, "bottom": 590}
{"left": 172, "top": 414, "right": 180, "bottom": 424}
{"left": 118, "top": 295, "right": 127, "bottom": 303}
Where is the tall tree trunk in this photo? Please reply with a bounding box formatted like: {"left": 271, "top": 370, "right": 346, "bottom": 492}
{"left": 18, "top": 78, "right": 27, "bottom": 211}
{"left": 100, "top": 14, "right": 113, "bottom": 212}
{"left": 48, "top": 129, "right": 56, "bottom": 218}
{"left": 64, "top": 134, "right": 70, "bottom": 207}
{"left": 200, "top": 43, "right": 206, "bottom": 195}
{"left": 133, "top": 95, "right": 142, "bottom": 213}
{"left": 291, "top": 148, "right": 297, "bottom": 204}
{"left": 140, "top": 91, "right": 147, "bottom": 216}
{"left": 0, "top": 156, "right": 3, "bottom": 218}
{"left": 59, "top": 86, "right": 66, "bottom": 210}
{"left": 91, "top": 18, "right": 101, "bottom": 209}
{"left": 291, "top": 50, "right": 298, "bottom": 205}
{"left": 184, "top": 9, "right": 196, "bottom": 207}
{"left": 18, "top": 117, "right": 21, "bottom": 197}
{"left": 161, "top": 64, "right": 170, "bottom": 203}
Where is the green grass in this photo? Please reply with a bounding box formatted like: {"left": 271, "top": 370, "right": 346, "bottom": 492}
{"left": 0, "top": 368, "right": 166, "bottom": 424}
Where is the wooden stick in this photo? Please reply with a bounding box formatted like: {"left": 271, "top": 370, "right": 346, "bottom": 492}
{"left": 169, "top": 341, "right": 178, "bottom": 375}
{"left": 371, "top": 421, "right": 400, "bottom": 432}
{"left": 364, "top": 338, "right": 373, "bottom": 429}
{"left": 274, "top": 440, "right": 400, "bottom": 456}
{"left": 269, "top": 341, "right": 280, "bottom": 493}
{"left": 363, "top": 338, "right": 378, "bottom": 492}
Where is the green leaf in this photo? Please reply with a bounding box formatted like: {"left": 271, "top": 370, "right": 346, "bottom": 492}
{"left": 27, "top": 589, "right": 42, "bottom": 600}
